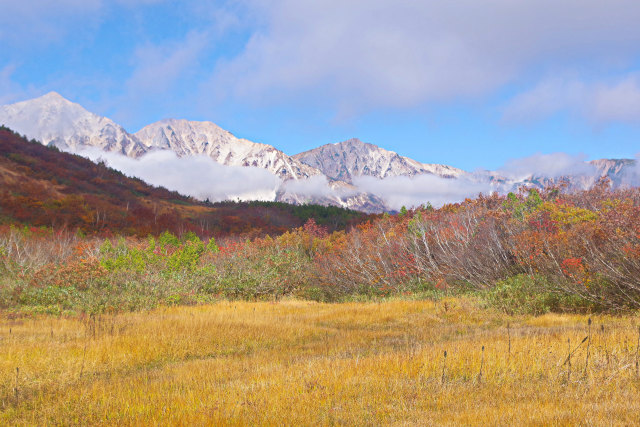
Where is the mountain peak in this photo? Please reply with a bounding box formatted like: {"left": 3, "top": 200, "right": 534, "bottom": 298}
{"left": 334, "top": 137, "right": 375, "bottom": 148}
{"left": 329, "top": 138, "right": 400, "bottom": 156}
{"left": 3, "top": 91, "right": 76, "bottom": 111}
{"left": 294, "top": 138, "right": 464, "bottom": 182}
{"left": 135, "top": 119, "right": 322, "bottom": 180}
{"left": 0, "top": 92, "right": 146, "bottom": 157}
{"left": 39, "top": 91, "right": 67, "bottom": 101}
{"left": 153, "top": 118, "right": 229, "bottom": 134}
{"left": 338, "top": 137, "right": 364, "bottom": 145}
{"left": 29, "top": 92, "right": 78, "bottom": 108}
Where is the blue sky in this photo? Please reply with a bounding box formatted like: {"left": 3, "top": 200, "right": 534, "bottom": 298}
{"left": 2, "top": 0, "right": 640, "bottom": 171}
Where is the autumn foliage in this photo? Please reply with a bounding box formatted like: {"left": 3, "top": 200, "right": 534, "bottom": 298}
{"left": 0, "top": 126, "right": 369, "bottom": 238}
{"left": 2, "top": 183, "right": 640, "bottom": 314}
{"left": 3, "top": 124, "right": 640, "bottom": 313}
{"left": 311, "top": 185, "right": 640, "bottom": 311}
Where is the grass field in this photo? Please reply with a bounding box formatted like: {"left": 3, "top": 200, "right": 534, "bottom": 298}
{"left": 1, "top": 298, "right": 639, "bottom": 425}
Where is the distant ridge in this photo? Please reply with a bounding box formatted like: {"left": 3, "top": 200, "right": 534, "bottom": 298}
{"left": 135, "top": 118, "right": 320, "bottom": 180}
{"left": 293, "top": 138, "right": 465, "bottom": 183}
{"left": 1, "top": 93, "right": 639, "bottom": 212}
{"left": 0, "top": 126, "right": 370, "bottom": 235}
{"left": 0, "top": 92, "right": 147, "bottom": 156}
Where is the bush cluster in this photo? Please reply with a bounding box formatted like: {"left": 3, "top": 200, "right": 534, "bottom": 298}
{"left": 2, "top": 185, "right": 640, "bottom": 314}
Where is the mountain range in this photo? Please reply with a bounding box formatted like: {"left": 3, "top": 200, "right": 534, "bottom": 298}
{"left": 0, "top": 92, "right": 637, "bottom": 212}
{"left": 0, "top": 126, "right": 370, "bottom": 235}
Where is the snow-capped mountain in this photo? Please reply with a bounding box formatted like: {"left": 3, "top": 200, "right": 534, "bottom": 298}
{"left": 276, "top": 178, "right": 389, "bottom": 213}
{"left": 0, "top": 92, "right": 146, "bottom": 157}
{"left": 293, "top": 138, "right": 465, "bottom": 183}
{"left": 589, "top": 159, "right": 638, "bottom": 185}
{"left": 133, "top": 120, "right": 386, "bottom": 209}
{"left": 475, "top": 158, "right": 640, "bottom": 195}
{"left": 135, "top": 119, "right": 320, "bottom": 180}
{"left": 0, "top": 93, "right": 389, "bottom": 211}
{"left": 4, "top": 92, "right": 637, "bottom": 213}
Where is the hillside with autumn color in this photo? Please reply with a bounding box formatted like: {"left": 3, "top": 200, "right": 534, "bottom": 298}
{"left": 0, "top": 126, "right": 371, "bottom": 237}
{"left": 3, "top": 130, "right": 640, "bottom": 426}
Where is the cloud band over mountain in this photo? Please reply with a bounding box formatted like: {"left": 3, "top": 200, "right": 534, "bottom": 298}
{"left": 1, "top": 92, "right": 638, "bottom": 213}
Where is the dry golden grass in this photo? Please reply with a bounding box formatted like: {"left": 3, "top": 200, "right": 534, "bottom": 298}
{"left": 1, "top": 298, "right": 639, "bottom": 425}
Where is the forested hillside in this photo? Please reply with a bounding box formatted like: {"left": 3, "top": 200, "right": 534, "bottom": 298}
{"left": 0, "top": 126, "right": 370, "bottom": 237}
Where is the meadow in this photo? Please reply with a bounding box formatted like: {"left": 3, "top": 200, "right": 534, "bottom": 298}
{"left": 1, "top": 298, "right": 639, "bottom": 425}
{"left": 2, "top": 186, "right": 640, "bottom": 424}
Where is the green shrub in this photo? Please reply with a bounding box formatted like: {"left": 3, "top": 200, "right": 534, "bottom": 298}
{"left": 166, "top": 239, "right": 205, "bottom": 273}
{"left": 18, "top": 285, "right": 81, "bottom": 310}
{"left": 158, "top": 231, "right": 181, "bottom": 250}
{"left": 483, "top": 274, "right": 593, "bottom": 315}
{"left": 100, "top": 240, "right": 157, "bottom": 273}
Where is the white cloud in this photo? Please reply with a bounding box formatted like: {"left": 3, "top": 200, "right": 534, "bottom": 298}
{"left": 504, "top": 75, "right": 640, "bottom": 124}
{"left": 0, "top": 0, "right": 170, "bottom": 47}
{"left": 78, "top": 148, "right": 366, "bottom": 206}
{"left": 78, "top": 148, "right": 281, "bottom": 202}
{"left": 109, "top": 31, "right": 211, "bottom": 127}
{"left": 0, "top": 64, "right": 29, "bottom": 105}
{"left": 0, "top": 0, "right": 102, "bottom": 45}
{"left": 125, "top": 32, "right": 209, "bottom": 97}
{"left": 591, "top": 78, "right": 640, "bottom": 123}
{"left": 210, "top": 0, "right": 640, "bottom": 114}
{"left": 616, "top": 153, "right": 640, "bottom": 186}
{"left": 354, "top": 175, "right": 493, "bottom": 210}
{"left": 351, "top": 152, "right": 614, "bottom": 210}
{"left": 64, "top": 145, "right": 635, "bottom": 212}
{"left": 498, "top": 152, "right": 597, "bottom": 181}
{"left": 279, "top": 175, "right": 338, "bottom": 199}
{"left": 502, "top": 79, "right": 586, "bottom": 122}
{"left": 6, "top": 0, "right": 640, "bottom": 125}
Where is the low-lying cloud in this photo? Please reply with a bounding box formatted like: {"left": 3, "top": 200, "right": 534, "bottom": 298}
{"left": 354, "top": 174, "right": 494, "bottom": 210}
{"left": 66, "top": 146, "right": 640, "bottom": 212}
{"left": 497, "top": 152, "right": 597, "bottom": 181}
{"left": 278, "top": 175, "right": 339, "bottom": 200}
{"left": 615, "top": 153, "right": 640, "bottom": 186}
{"left": 78, "top": 148, "right": 281, "bottom": 202}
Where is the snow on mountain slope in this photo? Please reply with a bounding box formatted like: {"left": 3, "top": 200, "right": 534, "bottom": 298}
{"left": 0, "top": 94, "right": 387, "bottom": 210}
{"left": 0, "top": 92, "right": 146, "bottom": 156}
{"left": 275, "top": 176, "right": 389, "bottom": 213}
{"left": 22, "top": 93, "right": 640, "bottom": 212}
{"left": 293, "top": 138, "right": 465, "bottom": 183}
{"left": 135, "top": 119, "right": 321, "bottom": 180}
{"left": 589, "top": 158, "right": 637, "bottom": 185}
{"left": 470, "top": 157, "right": 640, "bottom": 195}
{"left": 133, "top": 120, "right": 393, "bottom": 209}
{"left": 530, "top": 158, "right": 639, "bottom": 191}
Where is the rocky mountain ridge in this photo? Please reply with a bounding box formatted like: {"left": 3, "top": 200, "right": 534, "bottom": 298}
{"left": 1, "top": 92, "right": 637, "bottom": 212}
{"left": 294, "top": 138, "right": 465, "bottom": 183}
{"left": 0, "top": 92, "right": 147, "bottom": 157}
{"left": 135, "top": 119, "right": 321, "bottom": 181}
